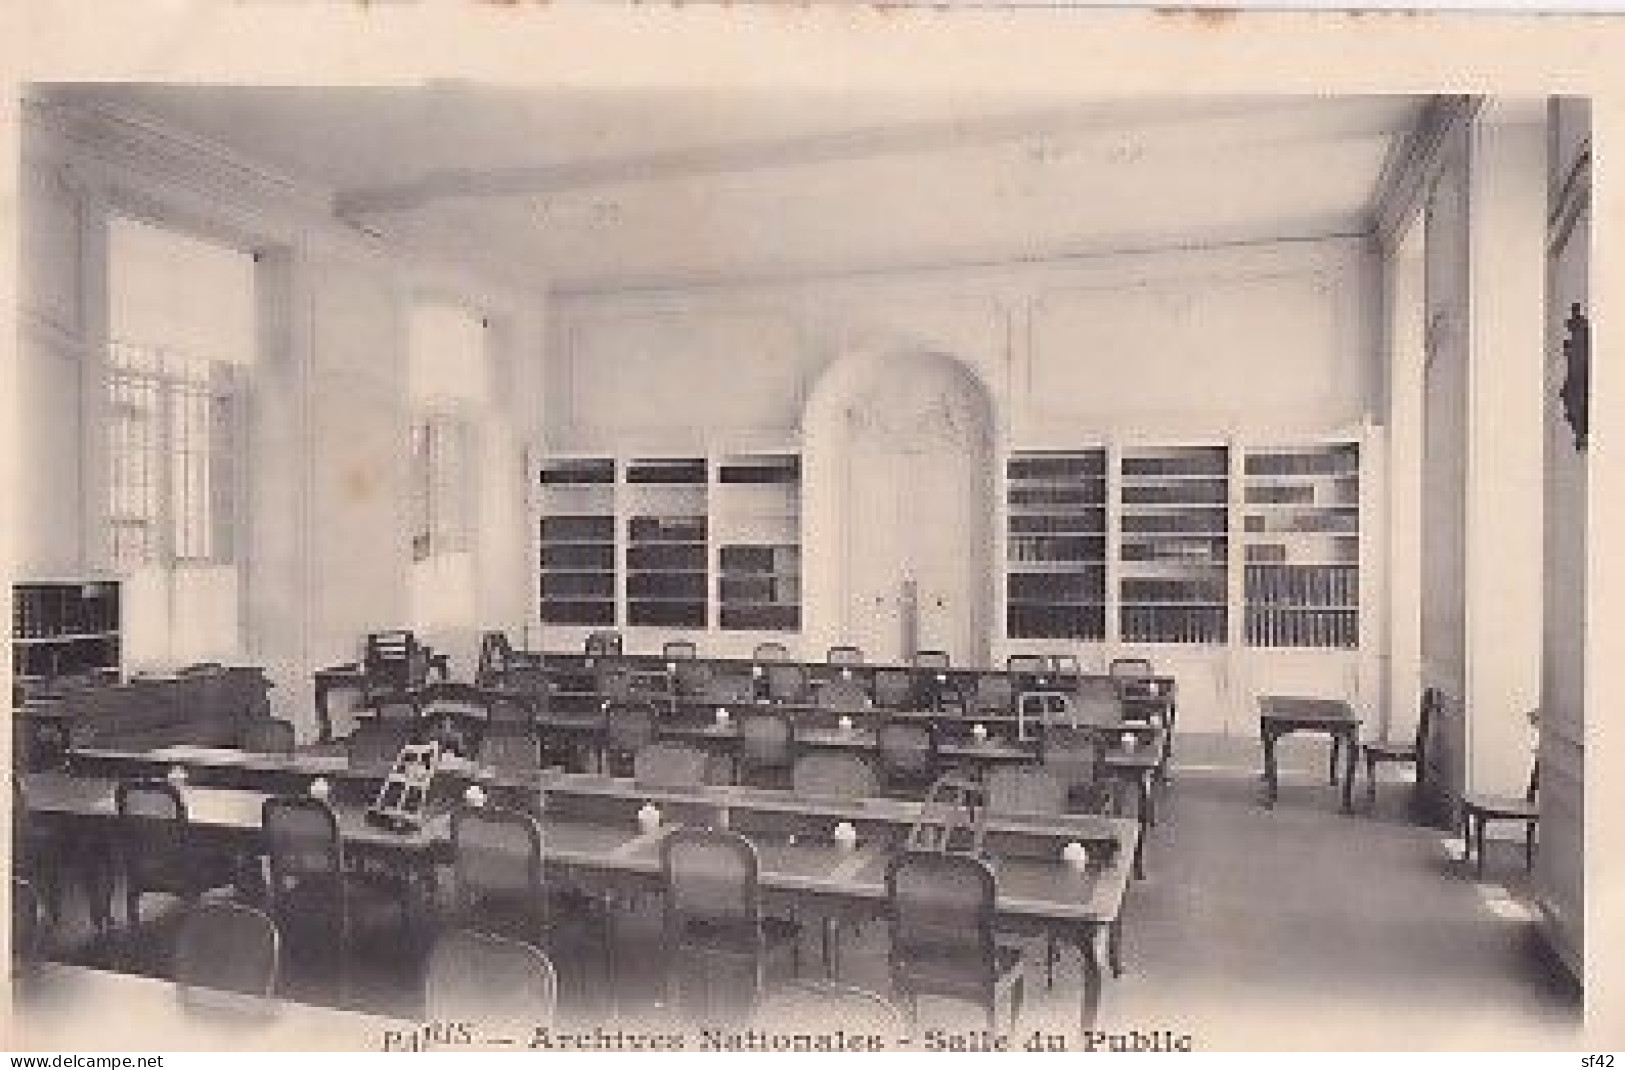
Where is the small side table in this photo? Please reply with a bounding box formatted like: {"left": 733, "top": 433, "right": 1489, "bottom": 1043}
{"left": 1258, "top": 695, "right": 1360, "bottom": 813}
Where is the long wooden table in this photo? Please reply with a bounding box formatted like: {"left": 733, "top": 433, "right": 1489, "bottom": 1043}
{"left": 21, "top": 768, "right": 1138, "bottom": 1034}
{"left": 9, "top": 961, "right": 415, "bottom": 1051}
{"left": 1257, "top": 695, "right": 1361, "bottom": 813}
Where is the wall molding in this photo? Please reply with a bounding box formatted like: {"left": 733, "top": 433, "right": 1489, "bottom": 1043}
{"left": 1371, "top": 96, "right": 1481, "bottom": 253}
{"left": 1548, "top": 144, "right": 1591, "bottom": 257}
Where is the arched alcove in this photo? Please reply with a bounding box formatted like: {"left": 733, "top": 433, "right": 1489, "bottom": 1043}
{"left": 802, "top": 348, "right": 996, "bottom": 665}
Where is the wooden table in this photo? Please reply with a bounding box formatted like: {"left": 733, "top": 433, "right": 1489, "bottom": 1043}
{"left": 1257, "top": 695, "right": 1361, "bottom": 813}
{"left": 9, "top": 961, "right": 415, "bottom": 1051}
{"left": 23, "top": 768, "right": 1138, "bottom": 1036}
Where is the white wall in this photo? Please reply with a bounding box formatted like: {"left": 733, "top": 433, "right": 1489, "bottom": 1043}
{"left": 17, "top": 99, "right": 545, "bottom": 739}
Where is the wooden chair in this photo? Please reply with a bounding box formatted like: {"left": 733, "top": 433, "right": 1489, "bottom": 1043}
{"left": 476, "top": 631, "right": 516, "bottom": 688}
{"left": 792, "top": 752, "right": 879, "bottom": 800}
{"left": 661, "top": 829, "right": 801, "bottom": 1023}
{"left": 634, "top": 743, "right": 711, "bottom": 791}
{"left": 425, "top": 929, "right": 559, "bottom": 1029}
{"left": 983, "top": 767, "right": 1069, "bottom": 985}
{"left": 114, "top": 781, "right": 236, "bottom": 938}
{"left": 886, "top": 851, "right": 1027, "bottom": 1031}
{"left": 753, "top": 642, "right": 790, "bottom": 662}
{"left": 911, "top": 650, "right": 951, "bottom": 670}
{"left": 872, "top": 668, "right": 914, "bottom": 711}
{"left": 736, "top": 709, "right": 796, "bottom": 789}
{"left": 362, "top": 630, "right": 428, "bottom": 702}
{"left": 875, "top": 721, "right": 939, "bottom": 796}
{"left": 1362, "top": 688, "right": 1436, "bottom": 812}
{"left": 346, "top": 719, "right": 414, "bottom": 773}
{"left": 766, "top": 663, "right": 811, "bottom": 705}
{"left": 1461, "top": 761, "right": 1540, "bottom": 878}
{"left": 663, "top": 639, "right": 699, "bottom": 660}
{"left": 173, "top": 901, "right": 281, "bottom": 998}
{"left": 827, "top": 645, "right": 864, "bottom": 666}
{"left": 600, "top": 701, "right": 658, "bottom": 776}
{"left": 584, "top": 631, "right": 624, "bottom": 657}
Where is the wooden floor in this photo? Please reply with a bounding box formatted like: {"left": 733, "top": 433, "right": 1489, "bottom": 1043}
{"left": 31, "top": 736, "right": 1580, "bottom": 1051}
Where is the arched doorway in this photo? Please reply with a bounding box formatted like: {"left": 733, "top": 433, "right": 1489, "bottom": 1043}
{"left": 802, "top": 350, "right": 995, "bottom": 666}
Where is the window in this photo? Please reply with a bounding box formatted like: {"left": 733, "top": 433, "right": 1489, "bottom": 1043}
{"left": 106, "top": 218, "right": 255, "bottom": 667}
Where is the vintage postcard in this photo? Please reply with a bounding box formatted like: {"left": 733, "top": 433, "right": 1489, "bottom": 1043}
{"left": 3, "top": 0, "right": 1621, "bottom": 1056}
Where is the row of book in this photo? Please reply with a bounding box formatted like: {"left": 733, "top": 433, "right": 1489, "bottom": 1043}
{"left": 1007, "top": 604, "right": 1108, "bottom": 641}
{"left": 1007, "top": 486, "right": 1106, "bottom": 509}
{"left": 1009, "top": 570, "right": 1104, "bottom": 600}
{"left": 1244, "top": 565, "right": 1359, "bottom": 607}
{"left": 1121, "top": 480, "right": 1228, "bottom": 505}
{"left": 1121, "top": 509, "right": 1229, "bottom": 534}
{"left": 1243, "top": 511, "right": 1359, "bottom": 534}
{"left": 1244, "top": 451, "right": 1358, "bottom": 477}
{"left": 629, "top": 515, "right": 707, "bottom": 542}
{"left": 539, "top": 515, "right": 615, "bottom": 540}
{"left": 1243, "top": 484, "right": 1318, "bottom": 505}
{"left": 628, "top": 603, "right": 707, "bottom": 628}
{"left": 626, "top": 459, "right": 708, "bottom": 484}
{"left": 14, "top": 638, "right": 121, "bottom": 680}
{"left": 627, "top": 573, "right": 708, "bottom": 599}
{"left": 1122, "top": 452, "right": 1229, "bottom": 477}
{"left": 1008, "top": 536, "right": 1107, "bottom": 563}
{"left": 626, "top": 545, "right": 707, "bottom": 571}
{"left": 1121, "top": 577, "right": 1228, "bottom": 603}
{"left": 1244, "top": 608, "right": 1359, "bottom": 648}
{"left": 539, "top": 545, "right": 615, "bottom": 571}
{"left": 538, "top": 461, "right": 615, "bottom": 485}
{"left": 720, "top": 605, "right": 800, "bottom": 631}
{"left": 538, "top": 600, "right": 617, "bottom": 626}
{"left": 720, "top": 576, "right": 801, "bottom": 604}
{"left": 1121, "top": 537, "right": 1226, "bottom": 564}
{"left": 539, "top": 573, "right": 614, "bottom": 599}
{"left": 1009, "top": 513, "right": 1107, "bottom": 535}
{"left": 719, "top": 545, "right": 801, "bottom": 572}
{"left": 13, "top": 585, "right": 121, "bottom": 639}
{"left": 1119, "top": 606, "right": 1229, "bottom": 644}
{"left": 1008, "top": 454, "right": 1106, "bottom": 480}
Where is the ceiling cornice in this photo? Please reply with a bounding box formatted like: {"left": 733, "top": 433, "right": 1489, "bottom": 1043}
{"left": 336, "top": 96, "right": 1422, "bottom": 218}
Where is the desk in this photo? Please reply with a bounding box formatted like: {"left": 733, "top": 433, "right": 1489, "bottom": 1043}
{"left": 313, "top": 652, "right": 452, "bottom": 744}
{"left": 1257, "top": 695, "right": 1360, "bottom": 813}
{"left": 25, "top": 767, "right": 1137, "bottom": 1035}
{"left": 9, "top": 961, "right": 413, "bottom": 1051}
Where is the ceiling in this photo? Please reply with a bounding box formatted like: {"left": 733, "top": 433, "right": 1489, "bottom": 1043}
{"left": 45, "top": 84, "right": 1426, "bottom": 294}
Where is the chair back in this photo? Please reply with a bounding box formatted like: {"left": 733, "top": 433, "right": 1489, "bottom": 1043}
{"left": 241, "top": 717, "right": 296, "bottom": 755}
{"left": 872, "top": 669, "right": 914, "bottom": 710}
{"left": 584, "top": 631, "right": 624, "bottom": 657}
{"left": 12, "top": 877, "right": 42, "bottom": 969}
{"left": 451, "top": 805, "right": 546, "bottom": 937}
{"left": 634, "top": 743, "right": 710, "bottom": 790}
{"left": 970, "top": 673, "right": 1015, "bottom": 715}
{"left": 662, "top": 829, "right": 763, "bottom": 952}
{"left": 173, "top": 901, "right": 281, "bottom": 997}
{"left": 426, "top": 929, "right": 558, "bottom": 1028}
{"left": 886, "top": 851, "right": 996, "bottom": 989}
{"left": 827, "top": 645, "right": 864, "bottom": 666}
{"left": 663, "top": 640, "right": 699, "bottom": 660}
{"left": 478, "top": 730, "right": 540, "bottom": 777}
{"left": 911, "top": 650, "right": 950, "bottom": 670}
{"left": 753, "top": 642, "right": 790, "bottom": 662}
{"left": 1048, "top": 654, "right": 1082, "bottom": 682}
{"left": 765, "top": 663, "right": 810, "bottom": 705}
{"left": 364, "top": 630, "right": 425, "bottom": 693}
{"left": 705, "top": 673, "right": 756, "bottom": 704}
{"left": 371, "top": 690, "right": 421, "bottom": 721}
{"left": 420, "top": 682, "right": 491, "bottom": 760}
{"left": 596, "top": 665, "right": 634, "bottom": 702}
{"left": 876, "top": 720, "right": 938, "bottom": 787}
{"left": 477, "top": 631, "right": 515, "bottom": 687}
{"left": 792, "top": 752, "right": 879, "bottom": 799}
{"left": 346, "top": 719, "right": 413, "bottom": 772}
{"left": 488, "top": 690, "right": 537, "bottom": 726}
{"left": 737, "top": 710, "right": 794, "bottom": 779}
{"left": 115, "top": 780, "right": 189, "bottom": 887}
{"left": 1007, "top": 654, "right": 1046, "bottom": 675}
{"left": 604, "top": 701, "right": 658, "bottom": 756}
{"left": 815, "top": 676, "right": 871, "bottom": 712}
{"left": 261, "top": 795, "right": 344, "bottom": 926}
{"left": 984, "top": 766, "right": 1066, "bottom": 816}
{"left": 502, "top": 665, "right": 551, "bottom": 699}
{"left": 1527, "top": 759, "right": 1541, "bottom": 803}
{"left": 1109, "top": 657, "right": 1154, "bottom": 681}
{"left": 674, "top": 659, "right": 715, "bottom": 698}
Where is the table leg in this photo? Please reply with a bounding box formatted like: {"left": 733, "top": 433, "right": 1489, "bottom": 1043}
{"left": 1328, "top": 736, "right": 1340, "bottom": 786}
{"left": 1108, "top": 916, "right": 1124, "bottom": 978}
{"left": 1262, "top": 724, "right": 1280, "bottom": 808}
{"left": 314, "top": 678, "right": 335, "bottom": 745}
{"left": 1139, "top": 770, "right": 1155, "bottom": 830}
{"left": 1078, "top": 923, "right": 1104, "bottom": 1036}
{"left": 1341, "top": 729, "right": 1358, "bottom": 813}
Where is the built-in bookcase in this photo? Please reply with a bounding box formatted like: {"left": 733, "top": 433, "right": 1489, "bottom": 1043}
{"left": 1006, "top": 450, "right": 1107, "bottom": 640}
{"left": 1242, "top": 442, "right": 1360, "bottom": 648}
{"left": 12, "top": 580, "right": 122, "bottom": 703}
{"left": 625, "top": 458, "right": 709, "bottom": 628}
{"left": 536, "top": 458, "right": 617, "bottom": 626}
{"left": 716, "top": 453, "right": 801, "bottom": 632}
{"left": 1117, "top": 445, "right": 1230, "bottom": 644}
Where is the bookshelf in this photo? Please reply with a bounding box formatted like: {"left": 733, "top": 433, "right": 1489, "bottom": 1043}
{"left": 625, "top": 458, "right": 709, "bottom": 629}
{"left": 1117, "top": 445, "right": 1230, "bottom": 644}
{"left": 536, "top": 457, "right": 617, "bottom": 627}
{"left": 1006, "top": 449, "right": 1107, "bottom": 640}
{"left": 717, "top": 453, "right": 801, "bottom": 632}
{"left": 1242, "top": 442, "right": 1360, "bottom": 648}
{"left": 12, "top": 579, "right": 122, "bottom": 701}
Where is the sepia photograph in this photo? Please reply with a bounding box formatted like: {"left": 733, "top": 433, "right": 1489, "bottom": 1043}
{"left": 3, "top": 2, "right": 1620, "bottom": 1055}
